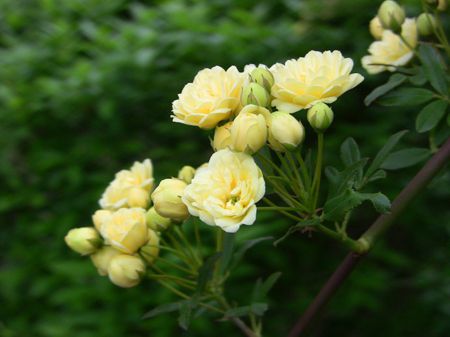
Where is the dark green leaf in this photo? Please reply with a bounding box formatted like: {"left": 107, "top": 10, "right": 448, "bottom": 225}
{"left": 362, "top": 192, "right": 391, "bottom": 213}
{"left": 142, "top": 301, "right": 182, "bottom": 320}
{"left": 340, "top": 137, "right": 361, "bottom": 167}
{"left": 230, "top": 237, "right": 272, "bottom": 269}
{"left": 381, "top": 148, "right": 431, "bottom": 170}
{"left": 325, "top": 166, "right": 339, "bottom": 186}
{"left": 419, "top": 44, "right": 448, "bottom": 94}
{"left": 196, "top": 253, "right": 222, "bottom": 293}
{"left": 364, "top": 73, "right": 407, "bottom": 106}
{"left": 260, "top": 272, "right": 282, "bottom": 297}
{"left": 218, "top": 233, "right": 235, "bottom": 275}
{"left": 329, "top": 159, "right": 368, "bottom": 197}
{"left": 250, "top": 303, "right": 268, "bottom": 316}
{"left": 366, "top": 169, "right": 387, "bottom": 184}
{"left": 274, "top": 218, "right": 321, "bottom": 246}
{"left": 408, "top": 67, "right": 427, "bottom": 86}
{"left": 415, "top": 100, "right": 448, "bottom": 133}
{"left": 377, "top": 87, "right": 435, "bottom": 106}
{"left": 178, "top": 301, "right": 193, "bottom": 330}
{"left": 225, "top": 303, "right": 268, "bottom": 318}
{"left": 365, "top": 130, "right": 408, "bottom": 179}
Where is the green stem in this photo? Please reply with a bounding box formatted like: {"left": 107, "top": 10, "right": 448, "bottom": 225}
{"left": 317, "top": 224, "right": 366, "bottom": 253}
{"left": 311, "top": 133, "right": 324, "bottom": 211}
{"left": 174, "top": 226, "right": 202, "bottom": 267}
{"left": 286, "top": 151, "right": 306, "bottom": 195}
{"left": 295, "top": 150, "right": 312, "bottom": 189}
{"left": 263, "top": 198, "right": 303, "bottom": 222}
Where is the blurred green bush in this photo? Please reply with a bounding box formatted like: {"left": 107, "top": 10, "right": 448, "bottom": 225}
{"left": 0, "top": 0, "right": 448, "bottom": 336}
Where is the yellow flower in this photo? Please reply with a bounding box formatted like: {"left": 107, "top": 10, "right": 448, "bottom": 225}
{"left": 369, "top": 16, "right": 384, "bottom": 40}
{"left": 139, "top": 229, "right": 160, "bottom": 265}
{"left": 212, "top": 122, "right": 233, "bottom": 151}
{"left": 65, "top": 227, "right": 102, "bottom": 255}
{"left": 268, "top": 111, "right": 305, "bottom": 151}
{"left": 172, "top": 66, "right": 244, "bottom": 129}
{"left": 108, "top": 254, "right": 146, "bottom": 288}
{"left": 182, "top": 149, "right": 265, "bottom": 233}
{"left": 270, "top": 50, "right": 364, "bottom": 113}
{"left": 90, "top": 246, "right": 121, "bottom": 276}
{"left": 92, "top": 209, "right": 112, "bottom": 231}
{"left": 362, "top": 18, "right": 417, "bottom": 74}
{"left": 100, "top": 208, "right": 148, "bottom": 254}
{"left": 151, "top": 178, "right": 189, "bottom": 221}
{"left": 99, "top": 159, "right": 154, "bottom": 210}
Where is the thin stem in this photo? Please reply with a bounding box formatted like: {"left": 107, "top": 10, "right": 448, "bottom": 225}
{"left": 311, "top": 133, "right": 324, "bottom": 211}
{"left": 263, "top": 198, "right": 303, "bottom": 222}
{"left": 156, "top": 256, "right": 197, "bottom": 275}
{"left": 174, "top": 226, "right": 202, "bottom": 267}
{"left": 295, "top": 150, "right": 312, "bottom": 189}
{"left": 287, "top": 136, "right": 450, "bottom": 337}
{"left": 286, "top": 151, "right": 306, "bottom": 195}
{"left": 316, "top": 225, "right": 365, "bottom": 253}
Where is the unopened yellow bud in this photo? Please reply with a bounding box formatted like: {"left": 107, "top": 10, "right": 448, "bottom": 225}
{"left": 369, "top": 16, "right": 384, "bottom": 40}
{"left": 241, "top": 83, "right": 271, "bottom": 108}
{"left": 108, "top": 255, "right": 146, "bottom": 288}
{"left": 146, "top": 207, "right": 172, "bottom": 232}
{"left": 90, "top": 246, "right": 121, "bottom": 276}
{"left": 268, "top": 111, "right": 305, "bottom": 152}
{"left": 139, "top": 230, "right": 160, "bottom": 265}
{"left": 92, "top": 209, "right": 112, "bottom": 232}
{"left": 151, "top": 179, "right": 189, "bottom": 221}
{"left": 307, "top": 103, "right": 334, "bottom": 132}
{"left": 417, "top": 13, "right": 437, "bottom": 36}
{"left": 127, "top": 187, "right": 150, "bottom": 208}
{"left": 65, "top": 227, "right": 102, "bottom": 255}
{"left": 212, "top": 122, "right": 232, "bottom": 151}
{"left": 231, "top": 109, "right": 268, "bottom": 154}
{"left": 378, "top": 0, "right": 405, "bottom": 33}
{"left": 178, "top": 165, "right": 196, "bottom": 184}
{"left": 249, "top": 67, "right": 275, "bottom": 91}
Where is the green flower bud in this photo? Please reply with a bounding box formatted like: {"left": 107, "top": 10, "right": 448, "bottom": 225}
{"left": 146, "top": 207, "right": 172, "bottom": 232}
{"left": 241, "top": 83, "right": 271, "bottom": 108}
{"left": 249, "top": 67, "right": 275, "bottom": 91}
{"left": 268, "top": 111, "right": 305, "bottom": 152}
{"left": 307, "top": 103, "right": 334, "bottom": 133}
{"left": 417, "top": 13, "right": 437, "bottom": 36}
{"left": 65, "top": 227, "right": 102, "bottom": 255}
{"left": 178, "top": 165, "right": 196, "bottom": 184}
{"left": 139, "top": 229, "right": 160, "bottom": 265}
{"left": 378, "top": 0, "right": 405, "bottom": 33}
{"left": 151, "top": 178, "right": 189, "bottom": 222}
{"left": 108, "top": 254, "right": 146, "bottom": 288}
{"left": 90, "top": 246, "right": 121, "bottom": 276}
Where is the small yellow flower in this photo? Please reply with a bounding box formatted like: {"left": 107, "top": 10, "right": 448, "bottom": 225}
{"left": 100, "top": 208, "right": 148, "bottom": 254}
{"left": 151, "top": 179, "right": 190, "bottom": 221}
{"left": 268, "top": 111, "right": 305, "bottom": 151}
{"left": 182, "top": 149, "right": 265, "bottom": 233}
{"left": 108, "top": 254, "right": 146, "bottom": 288}
{"left": 212, "top": 122, "right": 233, "bottom": 151}
{"left": 172, "top": 66, "right": 244, "bottom": 129}
{"left": 270, "top": 50, "right": 364, "bottom": 113}
{"left": 139, "top": 229, "right": 160, "bottom": 265}
{"left": 90, "top": 246, "right": 121, "bottom": 276}
{"left": 65, "top": 227, "right": 102, "bottom": 255}
{"left": 99, "top": 159, "right": 154, "bottom": 210}
{"left": 369, "top": 16, "right": 384, "bottom": 40}
{"left": 362, "top": 18, "right": 417, "bottom": 74}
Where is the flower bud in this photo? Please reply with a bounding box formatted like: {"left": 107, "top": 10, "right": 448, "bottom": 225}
{"left": 146, "top": 207, "right": 172, "bottom": 232}
{"left": 230, "top": 111, "right": 267, "bottom": 154}
{"left": 127, "top": 187, "right": 150, "bottom": 208}
{"left": 90, "top": 246, "right": 121, "bottom": 276}
{"left": 178, "top": 165, "right": 196, "bottom": 184}
{"left": 307, "top": 103, "right": 334, "bottom": 132}
{"left": 139, "top": 230, "right": 160, "bottom": 265}
{"left": 108, "top": 254, "right": 146, "bottom": 288}
{"left": 100, "top": 208, "right": 148, "bottom": 254}
{"left": 369, "top": 16, "right": 384, "bottom": 40}
{"left": 268, "top": 111, "right": 305, "bottom": 152}
{"left": 378, "top": 0, "right": 405, "bottom": 33}
{"left": 92, "top": 209, "right": 112, "bottom": 232}
{"left": 241, "top": 83, "right": 271, "bottom": 108}
{"left": 249, "top": 66, "right": 275, "bottom": 91}
{"left": 417, "top": 13, "right": 437, "bottom": 36}
{"left": 212, "top": 122, "right": 232, "bottom": 151}
{"left": 65, "top": 227, "right": 102, "bottom": 255}
{"left": 151, "top": 179, "right": 189, "bottom": 221}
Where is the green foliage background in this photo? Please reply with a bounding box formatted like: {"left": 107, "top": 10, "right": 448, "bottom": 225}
{"left": 1, "top": 0, "right": 449, "bottom": 336}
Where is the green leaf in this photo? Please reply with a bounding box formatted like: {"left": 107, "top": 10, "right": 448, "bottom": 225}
{"left": 381, "top": 148, "right": 431, "bottom": 170}
{"left": 364, "top": 73, "right": 407, "bottom": 106}
{"left": 196, "top": 253, "right": 221, "bottom": 293}
{"left": 230, "top": 237, "right": 272, "bottom": 270}
{"left": 366, "top": 169, "right": 387, "bottom": 183}
{"left": 225, "top": 303, "right": 268, "bottom": 318}
{"left": 178, "top": 301, "right": 193, "bottom": 330}
{"left": 218, "top": 233, "right": 235, "bottom": 275}
{"left": 142, "top": 301, "right": 183, "bottom": 320}
{"left": 325, "top": 166, "right": 339, "bottom": 186}
{"left": 408, "top": 67, "right": 427, "bottom": 86}
{"left": 251, "top": 272, "right": 282, "bottom": 303}
{"left": 329, "top": 159, "right": 368, "bottom": 197}
{"left": 324, "top": 190, "right": 391, "bottom": 221}
{"left": 377, "top": 87, "right": 435, "bottom": 106}
{"left": 274, "top": 218, "right": 321, "bottom": 246}
{"left": 365, "top": 130, "right": 408, "bottom": 179}
{"left": 419, "top": 44, "right": 449, "bottom": 94}
{"left": 340, "top": 137, "right": 361, "bottom": 167}
{"left": 415, "top": 100, "right": 448, "bottom": 133}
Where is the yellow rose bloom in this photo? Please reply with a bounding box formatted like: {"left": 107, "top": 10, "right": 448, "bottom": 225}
{"left": 171, "top": 66, "right": 244, "bottom": 129}
{"left": 182, "top": 149, "right": 265, "bottom": 233}
{"left": 100, "top": 208, "right": 148, "bottom": 254}
{"left": 99, "top": 159, "right": 154, "bottom": 210}
{"left": 270, "top": 50, "right": 364, "bottom": 113}
{"left": 362, "top": 18, "right": 417, "bottom": 74}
